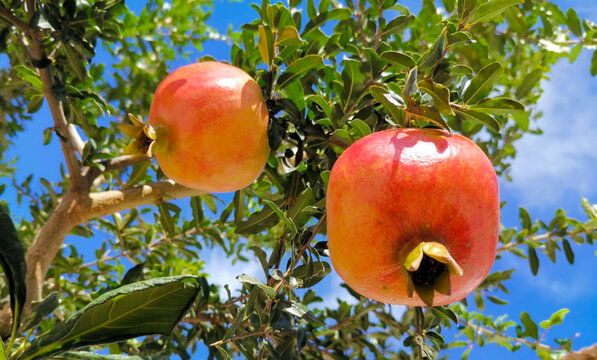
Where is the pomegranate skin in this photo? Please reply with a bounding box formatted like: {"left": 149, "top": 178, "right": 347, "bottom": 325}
{"left": 148, "top": 62, "right": 270, "bottom": 193}
{"left": 326, "top": 128, "right": 500, "bottom": 306}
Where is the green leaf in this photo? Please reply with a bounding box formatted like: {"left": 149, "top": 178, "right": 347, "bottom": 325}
{"left": 426, "top": 331, "right": 445, "bottom": 346}
{"left": 121, "top": 263, "right": 145, "bottom": 286}
{"left": 258, "top": 25, "right": 275, "bottom": 68}
{"left": 545, "top": 239, "right": 557, "bottom": 263}
{"left": 0, "top": 204, "right": 27, "bottom": 331}
{"left": 469, "top": 97, "right": 525, "bottom": 114}
{"left": 370, "top": 85, "right": 404, "bottom": 124}
{"left": 237, "top": 275, "right": 276, "bottom": 297}
{"left": 520, "top": 312, "right": 539, "bottom": 340}
{"left": 263, "top": 199, "right": 297, "bottom": 236}
{"left": 442, "top": 0, "right": 456, "bottom": 13}
{"left": 515, "top": 68, "right": 543, "bottom": 99}
{"left": 402, "top": 67, "right": 418, "bottom": 99}
{"left": 277, "top": 55, "right": 324, "bottom": 89}
{"left": 447, "top": 31, "right": 473, "bottom": 46}
{"left": 277, "top": 26, "right": 302, "bottom": 46}
{"left": 487, "top": 296, "right": 508, "bottom": 305}
{"left": 474, "top": 291, "right": 485, "bottom": 311}
{"left": 380, "top": 51, "right": 416, "bottom": 69}
{"left": 562, "top": 239, "right": 574, "bottom": 264}
{"left": 528, "top": 246, "right": 539, "bottom": 276}
{"left": 222, "top": 307, "right": 246, "bottom": 343}
{"left": 14, "top": 65, "right": 43, "bottom": 89}
{"left": 469, "top": 0, "right": 523, "bottom": 25}
{"left": 454, "top": 108, "right": 500, "bottom": 132}
{"left": 21, "top": 292, "right": 59, "bottom": 332}
{"left": 566, "top": 8, "right": 583, "bottom": 37}
{"left": 410, "top": 105, "right": 450, "bottom": 130}
{"left": 381, "top": 15, "right": 414, "bottom": 36}
{"left": 0, "top": 338, "right": 6, "bottom": 360}
{"left": 19, "top": 276, "right": 201, "bottom": 360}
{"left": 519, "top": 207, "right": 531, "bottom": 230}
{"left": 291, "top": 261, "right": 331, "bottom": 287}
{"left": 235, "top": 201, "right": 282, "bottom": 234}
{"left": 418, "top": 28, "right": 447, "bottom": 71}
{"left": 306, "top": 95, "right": 332, "bottom": 120}
{"left": 462, "top": 62, "right": 503, "bottom": 104}
{"left": 458, "top": 0, "right": 477, "bottom": 20}
{"left": 417, "top": 79, "right": 454, "bottom": 115}
{"left": 540, "top": 308, "right": 569, "bottom": 329}
{"left": 581, "top": 198, "right": 597, "bottom": 219}
{"left": 591, "top": 50, "right": 597, "bottom": 77}
{"left": 125, "top": 161, "right": 150, "bottom": 188}
{"left": 233, "top": 190, "right": 247, "bottom": 223}
{"left": 431, "top": 306, "right": 458, "bottom": 324}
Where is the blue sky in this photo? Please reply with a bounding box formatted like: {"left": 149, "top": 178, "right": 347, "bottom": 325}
{"left": 2, "top": 0, "right": 597, "bottom": 359}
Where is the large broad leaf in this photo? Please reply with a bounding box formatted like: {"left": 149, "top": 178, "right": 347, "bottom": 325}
{"left": 0, "top": 204, "right": 27, "bottom": 331}
{"left": 418, "top": 29, "right": 447, "bottom": 71}
{"left": 18, "top": 276, "right": 202, "bottom": 360}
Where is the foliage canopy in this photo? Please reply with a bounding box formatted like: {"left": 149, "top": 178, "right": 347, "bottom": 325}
{"left": 0, "top": 0, "right": 596, "bottom": 359}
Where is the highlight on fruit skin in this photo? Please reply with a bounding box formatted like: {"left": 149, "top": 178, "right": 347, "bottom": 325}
{"left": 326, "top": 128, "right": 500, "bottom": 307}
{"left": 119, "top": 61, "right": 270, "bottom": 193}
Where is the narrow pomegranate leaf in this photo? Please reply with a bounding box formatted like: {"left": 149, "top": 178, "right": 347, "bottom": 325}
{"left": 458, "top": 0, "right": 477, "bottom": 20}
{"left": 0, "top": 204, "right": 27, "bottom": 332}
{"left": 562, "top": 239, "right": 575, "bottom": 264}
{"left": 381, "top": 15, "right": 414, "bottom": 36}
{"left": 566, "top": 8, "right": 583, "bottom": 37}
{"left": 18, "top": 276, "right": 202, "bottom": 360}
{"left": 277, "top": 55, "right": 324, "bottom": 89}
{"left": 380, "top": 51, "right": 415, "bottom": 69}
{"left": 369, "top": 85, "right": 404, "bottom": 124}
{"left": 515, "top": 68, "right": 543, "bottom": 99}
{"left": 418, "top": 28, "right": 446, "bottom": 71}
{"left": 520, "top": 312, "right": 539, "bottom": 340}
{"left": 469, "top": 97, "right": 525, "bottom": 114}
{"left": 1, "top": 339, "right": 7, "bottom": 360}
{"left": 402, "top": 67, "right": 418, "bottom": 99}
{"left": 454, "top": 108, "right": 500, "bottom": 132}
{"left": 417, "top": 79, "right": 453, "bottom": 115}
{"left": 258, "top": 25, "right": 274, "bottom": 68}
{"left": 21, "top": 292, "right": 59, "bottom": 332}
{"left": 581, "top": 198, "right": 597, "bottom": 219}
{"left": 263, "top": 199, "right": 297, "bottom": 236}
{"left": 447, "top": 31, "right": 473, "bottom": 46}
{"left": 235, "top": 203, "right": 280, "bottom": 235}
{"left": 528, "top": 246, "right": 539, "bottom": 275}
{"left": 462, "top": 61, "right": 503, "bottom": 105}
{"left": 468, "top": 0, "right": 523, "bottom": 25}
{"left": 409, "top": 105, "right": 450, "bottom": 130}
{"left": 276, "top": 26, "right": 301, "bottom": 46}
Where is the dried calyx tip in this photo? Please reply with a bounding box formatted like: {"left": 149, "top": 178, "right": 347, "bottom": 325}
{"left": 402, "top": 241, "right": 463, "bottom": 307}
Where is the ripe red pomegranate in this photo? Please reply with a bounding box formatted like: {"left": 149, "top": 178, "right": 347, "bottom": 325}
{"left": 326, "top": 128, "right": 499, "bottom": 306}
{"left": 126, "top": 61, "right": 270, "bottom": 193}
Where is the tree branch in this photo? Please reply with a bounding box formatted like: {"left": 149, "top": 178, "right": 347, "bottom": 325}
{"left": 87, "top": 180, "right": 204, "bottom": 219}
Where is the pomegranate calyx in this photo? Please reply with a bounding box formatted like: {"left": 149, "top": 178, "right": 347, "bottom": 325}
{"left": 402, "top": 241, "right": 463, "bottom": 307}
{"left": 119, "top": 114, "right": 167, "bottom": 157}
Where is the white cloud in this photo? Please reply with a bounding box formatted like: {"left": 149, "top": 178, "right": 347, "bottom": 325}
{"left": 504, "top": 51, "right": 597, "bottom": 207}
{"left": 202, "top": 246, "right": 264, "bottom": 299}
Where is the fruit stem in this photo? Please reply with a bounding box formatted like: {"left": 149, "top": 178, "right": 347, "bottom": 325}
{"left": 402, "top": 241, "right": 463, "bottom": 306}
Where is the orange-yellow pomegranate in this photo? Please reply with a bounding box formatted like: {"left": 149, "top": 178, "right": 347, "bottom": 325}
{"left": 326, "top": 128, "right": 500, "bottom": 306}
{"left": 147, "top": 61, "right": 270, "bottom": 192}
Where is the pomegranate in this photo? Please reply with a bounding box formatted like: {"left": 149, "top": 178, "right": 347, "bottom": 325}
{"left": 326, "top": 128, "right": 499, "bottom": 306}
{"left": 122, "top": 62, "right": 270, "bottom": 193}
